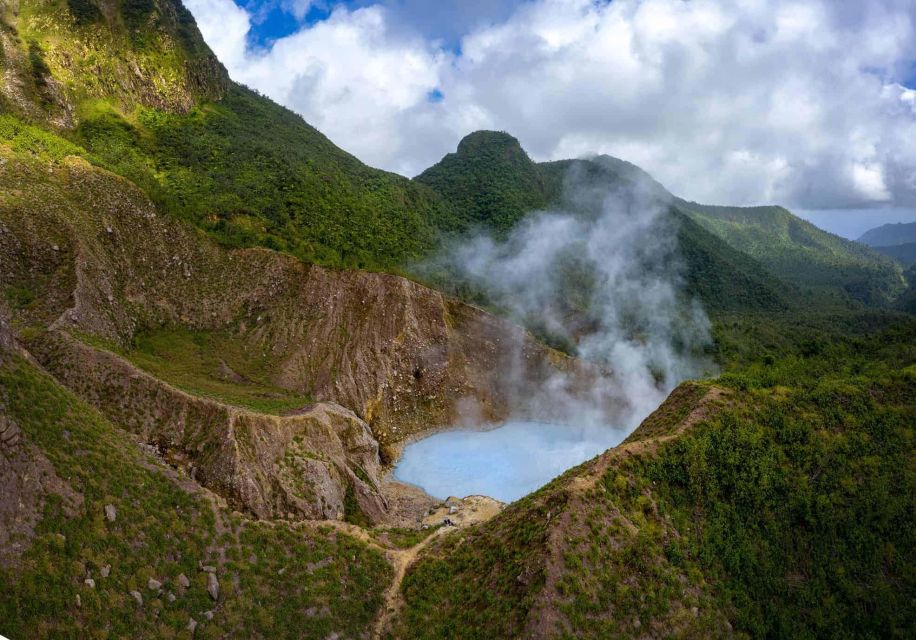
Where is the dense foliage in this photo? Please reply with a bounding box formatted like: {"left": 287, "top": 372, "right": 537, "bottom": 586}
{"left": 678, "top": 201, "right": 905, "bottom": 305}
{"left": 858, "top": 221, "right": 916, "bottom": 247}
{"left": 414, "top": 130, "right": 552, "bottom": 233}
{"left": 73, "top": 87, "right": 454, "bottom": 269}
{"left": 399, "top": 312, "right": 916, "bottom": 639}
{"left": 647, "top": 320, "right": 916, "bottom": 638}
{"left": 873, "top": 242, "right": 916, "bottom": 266}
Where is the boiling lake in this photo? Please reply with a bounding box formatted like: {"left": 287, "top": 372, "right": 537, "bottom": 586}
{"left": 392, "top": 421, "right": 626, "bottom": 503}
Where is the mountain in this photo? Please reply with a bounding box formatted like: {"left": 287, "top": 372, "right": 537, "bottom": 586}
{"left": 398, "top": 329, "right": 916, "bottom": 638}
{"left": 0, "top": 316, "right": 394, "bottom": 639}
{"left": 872, "top": 242, "right": 916, "bottom": 267}
{"left": 2, "top": 3, "right": 915, "bottom": 640}
{"left": 677, "top": 201, "right": 906, "bottom": 305}
{"left": 858, "top": 221, "right": 916, "bottom": 247}
{"left": 416, "top": 133, "right": 791, "bottom": 316}
{"left": 1, "top": 0, "right": 453, "bottom": 269}
{"left": 414, "top": 130, "right": 551, "bottom": 233}
{"left": 416, "top": 132, "right": 905, "bottom": 307}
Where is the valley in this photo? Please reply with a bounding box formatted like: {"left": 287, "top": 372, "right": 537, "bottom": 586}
{"left": 1, "top": 1, "right": 914, "bottom": 639}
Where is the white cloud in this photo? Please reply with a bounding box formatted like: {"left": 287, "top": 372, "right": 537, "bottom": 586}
{"left": 183, "top": 0, "right": 250, "bottom": 70}
{"left": 185, "top": 0, "right": 916, "bottom": 210}
{"left": 281, "top": 0, "right": 312, "bottom": 20}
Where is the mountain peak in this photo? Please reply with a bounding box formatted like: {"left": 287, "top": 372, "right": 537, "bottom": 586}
{"left": 415, "top": 130, "right": 546, "bottom": 232}
{"left": 455, "top": 130, "right": 527, "bottom": 156}
{"left": 0, "top": 0, "right": 228, "bottom": 125}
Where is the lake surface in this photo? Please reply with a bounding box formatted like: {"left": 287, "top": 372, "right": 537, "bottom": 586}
{"left": 393, "top": 421, "right": 626, "bottom": 503}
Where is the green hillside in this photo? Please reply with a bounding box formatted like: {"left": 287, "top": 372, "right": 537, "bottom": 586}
{"left": 0, "top": 349, "right": 391, "bottom": 639}
{"left": 873, "top": 242, "right": 916, "bottom": 266}
{"left": 674, "top": 210, "right": 791, "bottom": 314}
{"left": 415, "top": 133, "right": 791, "bottom": 316}
{"left": 677, "top": 201, "right": 906, "bottom": 305}
{"left": 415, "top": 131, "right": 906, "bottom": 308}
{"left": 2, "top": 3, "right": 915, "bottom": 639}
{"left": 414, "top": 130, "right": 551, "bottom": 233}
{"left": 398, "top": 315, "right": 916, "bottom": 639}
{"left": 1, "top": 0, "right": 453, "bottom": 270}
{"left": 858, "top": 221, "right": 916, "bottom": 247}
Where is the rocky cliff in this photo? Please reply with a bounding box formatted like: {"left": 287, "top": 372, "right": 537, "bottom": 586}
{"left": 0, "top": 139, "right": 586, "bottom": 522}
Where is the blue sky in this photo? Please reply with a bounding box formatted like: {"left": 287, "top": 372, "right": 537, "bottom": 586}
{"left": 186, "top": 0, "right": 916, "bottom": 238}
{"left": 238, "top": 0, "right": 526, "bottom": 48}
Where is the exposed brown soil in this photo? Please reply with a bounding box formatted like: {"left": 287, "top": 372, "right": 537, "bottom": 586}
{"left": 0, "top": 414, "right": 83, "bottom": 569}
{"left": 0, "top": 150, "right": 596, "bottom": 526}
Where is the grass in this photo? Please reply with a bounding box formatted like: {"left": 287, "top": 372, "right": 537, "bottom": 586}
{"left": 120, "top": 327, "right": 311, "bottom": 415}
{"left": 0, "top": 353, "right": 392, "bottom": 639}
{"left": 373, "top": 526, "right": 441, "bottom": 550}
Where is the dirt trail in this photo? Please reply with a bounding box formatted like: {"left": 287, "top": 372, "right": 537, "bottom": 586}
{"left": 372, "top": 527, "right": 447, "bottom": 639}
{"left": 372, "top": 495, "right": 504, "bottom": 638}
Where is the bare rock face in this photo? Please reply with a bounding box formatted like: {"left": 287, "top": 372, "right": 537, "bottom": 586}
{"left": 32, "top": 331, "right": 387, "bottom": 522}
{"left": 206, "top": 572, "right": 219, "bottom": 601}
{"left": 0, "top": 152, "right": 590, "bottom": 523}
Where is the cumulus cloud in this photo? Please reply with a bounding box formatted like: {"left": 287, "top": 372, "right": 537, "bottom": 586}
{"left": 185, "top": 0, "right": 916, "bottom": 211}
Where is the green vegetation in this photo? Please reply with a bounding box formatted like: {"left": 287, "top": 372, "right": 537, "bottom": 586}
{"left": 676, "top": 210, "right": 793, "bottom": 314}
{"left": 678, "top": 201, "right": 905, "bottom": 305}
{"left": 0, "top": 113, "right": 86, "bottom": 161}
{"left": 858, "top": 221, "right": 916, "bottom": 247}
{"left": 414, "top": 130, "right": 552, "bottom": 234}
{"left": 399, "top": 489, "right": 566, "bottom": 638}
{"left": 873, "top": 242, "right": 916, "bottom": 266}
{"left": 416, "top": 131, "right": 905, "bottom": 310}
{"left": 0, "top": 354, "right": 391, "bottom": 639}
{"left": 65, "top": 0, "right": 102, "bottom": 25}
{"left": 645, "top": 326, "right": 915, "bottom": 637}
{"left": 373, "top": 526, "right": 441, "bottom": 550}
{"left": 73, "top": 87, "right": 455, "bottom": 269}
{"left": 398, "top": 313, "right": 916, "bottom": 638}
{"left": 2, "top": 2, "right": 915, "bottom": 637}
{"left": 118, "top": 327, "right": 310, "bottom": 415}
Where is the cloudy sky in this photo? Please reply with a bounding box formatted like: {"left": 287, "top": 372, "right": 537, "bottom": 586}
{"left": 183, "top": 0, "right": 916, "bottom": 237}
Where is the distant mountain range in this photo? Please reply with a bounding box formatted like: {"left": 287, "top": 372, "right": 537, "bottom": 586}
{"left": 858, "top": 221, "right": 916, "bottom": 247}
{"left": 857, "top": 222, "right": 916, "bottom": 266}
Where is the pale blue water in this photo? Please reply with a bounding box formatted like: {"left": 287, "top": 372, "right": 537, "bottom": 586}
{"left": 393, "top": 421, "right": 626, "bottom": 503}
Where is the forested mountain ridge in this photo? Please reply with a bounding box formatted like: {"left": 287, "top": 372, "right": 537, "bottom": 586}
{"left": 1, "top": 0, "right": 455, "bottom": 269}
{"left": 416, "top": 130, "right": 906, "bottom": 307}
{"left": 858, "top": 221, "right": 916, "bottom": 247}
{"left": 1, "top": 2, "right": 914, "bottom": 640}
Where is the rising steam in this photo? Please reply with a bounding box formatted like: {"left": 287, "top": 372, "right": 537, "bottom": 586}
{"left": 421, "top": 158, "right": 716, "bottom": 433}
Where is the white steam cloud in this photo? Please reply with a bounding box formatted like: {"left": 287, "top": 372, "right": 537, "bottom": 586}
{"left": 424, "top": 161, "right": 715, "bottom": 432}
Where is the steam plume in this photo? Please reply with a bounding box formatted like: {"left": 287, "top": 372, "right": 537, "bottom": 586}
{"left": 421, "top": 159, "right": 715, "bottom": 432}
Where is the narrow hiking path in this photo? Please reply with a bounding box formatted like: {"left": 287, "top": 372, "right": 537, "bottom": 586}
{"left": 372, "top": 527, "right": 448, "bottom": 639}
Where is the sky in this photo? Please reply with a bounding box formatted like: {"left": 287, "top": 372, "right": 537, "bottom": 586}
{"left": 182, "top": 0, "right": 916, "bottom": 239}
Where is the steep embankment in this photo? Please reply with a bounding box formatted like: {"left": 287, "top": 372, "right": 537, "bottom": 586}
{"left": 0, "top": 319, "right": 394, "bottom": 639}
{"left": 0, "top": 132, "right": 581, "bottom": 523}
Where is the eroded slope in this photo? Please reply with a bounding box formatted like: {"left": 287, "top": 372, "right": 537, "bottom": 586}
{"left": 0, "top": 323, "right": 393, "bottom": 639}
{"left": 0, "top": 138, "right": 584, "bottom": 523}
